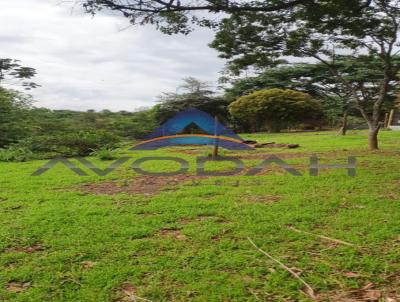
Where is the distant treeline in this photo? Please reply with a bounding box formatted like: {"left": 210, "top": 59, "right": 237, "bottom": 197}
{"left": 0, "top": 74, "right": 370, "bottom": 161}
{"left": 2, "top": 57, "right": 398, "bottom": 161}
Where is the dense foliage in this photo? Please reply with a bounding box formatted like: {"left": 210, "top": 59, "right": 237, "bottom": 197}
{"left": 0, "top": 79, "right": 159, "bottom": 160}
{"left": 0, "top": 107, "right": 162, "bottom": 160}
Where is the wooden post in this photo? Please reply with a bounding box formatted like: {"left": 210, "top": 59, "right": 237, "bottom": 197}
{"left": 388, "top": 109, "right": 395, "bottom": 128}
{"left": 212, "top": 116, "right": 219, "bottom": 160}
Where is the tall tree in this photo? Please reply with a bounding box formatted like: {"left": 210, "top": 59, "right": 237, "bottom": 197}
{"left": 225, "top": 56, "right": 400, "bottom": 135}
{"left": 225, "top": 63, "right": 355, "bottom": 134}
{"left": 178, "top": 76, "right": 214, "bottom": 95}
{"left": 81, "top": 0, "right": 396, "bottom": 149}
{"left": 210, "top": 1, "right": 400, "bottom": 149}
{"left": 155, "top": 77, "right": 230, "bottom": 123}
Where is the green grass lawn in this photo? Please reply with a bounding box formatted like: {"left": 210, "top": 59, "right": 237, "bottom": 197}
{"left": 0, "top": 130, "right": 399, "bottom": 301}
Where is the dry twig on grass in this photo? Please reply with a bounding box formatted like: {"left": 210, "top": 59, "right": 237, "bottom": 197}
{"left": 247, "top": 237, "right": 316, "bottom": 300}
{"left": 287, "top": 226, "right": 355, "bottom": 247}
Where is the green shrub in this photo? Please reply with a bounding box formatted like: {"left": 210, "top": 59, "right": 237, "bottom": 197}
{"left": 0, "top": 145, "right": 34, "bottom": 162}
{"left": 91, "top": 147, "right": 118, "bottom": 161}
{"left": 19, "top": 131, "right": 121, "bottom": 157}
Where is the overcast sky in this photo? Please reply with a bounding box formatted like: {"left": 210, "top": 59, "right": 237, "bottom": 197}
{"left": 0, "top": 0, "right": 225, "bottom": 111}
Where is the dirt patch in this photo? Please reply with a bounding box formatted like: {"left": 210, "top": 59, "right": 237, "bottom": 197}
{"left": 114, "top": 282, "right": 149, "bottom": 302}
{"left": 238, "top": 150, "right": 400, "bottom": 160}
{"left": 241, "top": 195, "right": 282, "bottom": 204}
{"left": 173, "top": 147, "right": 209, "bottom": 155}
{"left": 179, "top": 215, "right": 229, "bottom": 225}
{"left": 236, "top": 152, "right": 310, "bottom": 160}
{"left": 6, "top": 281, "right": 31, "bottom": 293}
{"left": 379, "top": 192, "right": 399, "bottom": 200}
{"left": 81, "top": 261, "right": 96, "bottom": 270}
{"left": 5, "top": 244, "right": 44, "bottom": 254}
{"left": 317, "top": 287, "right": 397, "bottom": 302}
{"left": 211, "top": 228, "right": 232, "bottom": 242}
{"left": 391, "top": 179, "right": 400, "bottom": 185}
{"left": 158, "top": 228, "right": 188, "bottom": 241}
{"left": 80, "top": 174, "right": 205, "bottom": 196}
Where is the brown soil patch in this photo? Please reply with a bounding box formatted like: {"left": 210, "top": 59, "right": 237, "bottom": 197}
{"left": 317, "top": 288, "right": 397, "bottom": 302}
{"left": 379, "top": 192, "right": 400, "bottom": 200}
{"left": 6, "top": 281, "right": 31, "bottom": 293}
{"left": 391, "top": 179, "right": 400, "bottom": 185}
{"left": 173, "top": 147, "right": 209, "bottom": 155}
{"left": 211, "top": 228, "right": 232, "bottom": 242}
{"left": 5, "top": 244, "right": 44, "bottom": 254}
{"left": 80, "top": 174, "right": 205, "bottom": 196}
{"left": 158, "top": 228, "right": 188, "bottom": 241}
{"left": 81, "top": 261, "right": 96, "bottom": 270}
{"left": 236, "top": 152, "right": 310, "bottom": 160}
{"left": 238, "top": 150, "right": 400, "bottom": 160}
{"left": 242, "top": 195, "right": 282, "bottom": 204}
{"left": 179, "top": 215, "right": 229, "bottom": 225}
{"left": 114, "top": 282, "right": 149, "bottom": 302}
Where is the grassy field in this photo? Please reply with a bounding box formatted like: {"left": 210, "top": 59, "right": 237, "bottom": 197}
{"left": 0, "top": 130, "right": 399, "bottom": 301}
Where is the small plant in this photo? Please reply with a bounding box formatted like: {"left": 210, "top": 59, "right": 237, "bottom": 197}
{"left": 0, "top": 146, "right": 34, "bottom": 162}
{"left": 91, "top": 147, "right": 118, "bottom": 161}
{"left": 117, "top": 179, "right": 130, "bottom": 187}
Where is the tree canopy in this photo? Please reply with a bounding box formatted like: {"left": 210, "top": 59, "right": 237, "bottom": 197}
{"left": 154, "top": 77, "right": 230, "bottom": 123}
{"left": 82, "top": 0, "right": 318, "bottom": 34}
{"left": 0, "top": 58, "right": 39, "bottom": 90}
{"left": 229, "top": 88, "right": 322, "bottom": 133}
{"left": 80, "top": 0, "right": 400, "bottom": 149}
{"left": 225, "top": 56, "right": 400, "bottom": 134}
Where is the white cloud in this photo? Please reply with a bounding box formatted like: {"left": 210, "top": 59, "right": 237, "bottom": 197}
{"left": 0, "top": 0, "right": 225, "bottom": 111}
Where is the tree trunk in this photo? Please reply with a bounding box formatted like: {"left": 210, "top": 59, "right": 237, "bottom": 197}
{"left": 266, "top": 122, "right": 282, "bottom": 133}
{"left": 368, "top": 127, "right": 379, "bottom": 150}
{"left": 338, "top": 111, "right": 348, "bottom": 136}
{"left": 268, "top": 128, "right": 281, "bottom": 133}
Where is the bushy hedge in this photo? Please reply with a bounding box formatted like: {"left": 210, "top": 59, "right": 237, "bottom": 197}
{"left": 27, "top": 131, "right": 121, "bottom": 157}
{"left": 229, "top": 88, "right": 323, "bottom": 133}
{"left": 0, "top": 131, "right": 122, "bottom": 161}
{"left": 0, "top": 146, "right": 34, "bottom": 162}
